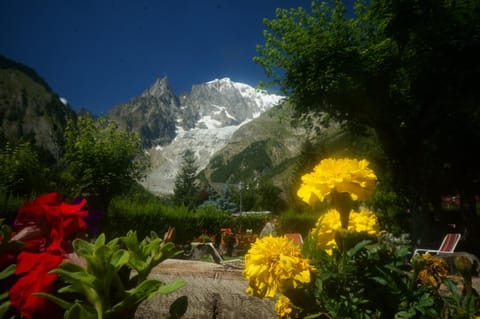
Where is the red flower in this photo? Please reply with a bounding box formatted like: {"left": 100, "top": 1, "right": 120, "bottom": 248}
{"left": 9, "top": 251, "right": 63, "bottom": 319}
{"left": 220, "top": 227, "right": 233, "bottom": 235}
{"left": 13, "top": 192, "right": 88, "bottom": 253}
{"left": 7, "top": 193, "right": 89, "bottom": 318}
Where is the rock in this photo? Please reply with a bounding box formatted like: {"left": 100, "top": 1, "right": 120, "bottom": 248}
{"left": 136, "top": 259, "right": 276, "bottom": 319}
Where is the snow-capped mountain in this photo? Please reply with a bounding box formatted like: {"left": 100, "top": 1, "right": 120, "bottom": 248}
{"left": 177, "top": 77, "right": 283, "bottom": 130}
{"left": 127, "top": 77, "right": 284, "bottom": 195}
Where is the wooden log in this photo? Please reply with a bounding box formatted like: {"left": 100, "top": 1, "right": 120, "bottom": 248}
{"left": 135, "top": 259, "right": 276, "bottom": 319}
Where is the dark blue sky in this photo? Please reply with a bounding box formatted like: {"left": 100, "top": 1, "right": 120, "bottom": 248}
{"left": 0, "top": 0, "right": 309, "bottom": 114}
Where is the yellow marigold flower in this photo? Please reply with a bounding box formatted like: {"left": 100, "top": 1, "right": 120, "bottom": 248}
{"left": 243, "top": 236, "right": 315, "bottom": 298}
{"left": 297, "top": 158, "right": 377, "bottom": 206}
{"left": 417, "top": 253, "right": 449, "bottom": 289}
{"left": 275, "top": 294, "right": 294, "bottom": 319}
{"left": 311, "top": 208, "right": 379, "bottom": 254}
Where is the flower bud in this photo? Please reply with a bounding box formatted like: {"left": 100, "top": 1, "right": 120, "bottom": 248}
{"left": 454, "top": 255, "right": 473, "bottom": 276}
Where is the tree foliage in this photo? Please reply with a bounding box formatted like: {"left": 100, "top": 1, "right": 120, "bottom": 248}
{"left": 173, "top": 149, "right": 200, "bottom": 208}
{"left": 256, "top": 0, "right": 480, "bottom": 251}
{"left": 0, "top": 142, "right": 42, "bottom": 212}
{"left": 60, "top": 116, "right": 147, "bottom": 212}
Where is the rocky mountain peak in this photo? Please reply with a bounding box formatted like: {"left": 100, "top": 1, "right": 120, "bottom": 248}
{"left": 107, "top": 77, "right": 179, "bottom": 148}
{"left": 141, "top": 77, "right": 172, "bottom": 99}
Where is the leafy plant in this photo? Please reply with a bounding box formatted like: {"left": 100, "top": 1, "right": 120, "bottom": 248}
{"left": 441, "top": 279, "right": 479, "bottom": 318}
{"left": 60, "top": 116, "right": 148, "bottom": 212}
{"left": 36, "top": 231, "right": 187, "bottom": 319}
{"left": 0, "top": 219, "right": 22, "bottom": 318}
{"left": 298, "top": 235, "right": 441, "bottom": 319}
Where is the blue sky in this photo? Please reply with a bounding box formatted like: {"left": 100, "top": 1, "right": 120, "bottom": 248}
{"left": 0, "top": 0, "right": 309, "bottom": 114}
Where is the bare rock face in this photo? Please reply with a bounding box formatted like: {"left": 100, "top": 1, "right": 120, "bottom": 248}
{"left": 135, "top": 259, "right": 276, "bottom": 319}
{"left": 107, "top": 77, "right": 179, "bottom": 148}
{"left": 0, "top": 55, "right": 76, "bottom": 161}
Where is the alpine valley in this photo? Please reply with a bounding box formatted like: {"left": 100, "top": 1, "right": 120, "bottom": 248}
{"left": 1, "top": 55, "right": 336, "bottom": 198}
{"left": 106, "top": 76, "right": 300, "bottom": 195}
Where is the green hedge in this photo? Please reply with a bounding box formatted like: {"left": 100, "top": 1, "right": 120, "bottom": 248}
{"left": 278, "top": 208, "right": 321, "bottom": 238}
{"left": 106, "top": 198, "right": 233, "bottom": 243}
{"left": 106, "top": 196, "right": 320, "bottom": 245}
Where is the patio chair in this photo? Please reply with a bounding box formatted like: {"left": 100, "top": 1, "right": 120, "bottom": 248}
{"left": 413, "top": 233, "right": 462, "bottom": 255}
{"left": 285, "top": 233, "right": 304, "bottom": 246}
{"left": 188, "top": 242, "right": 243, "bottom": 267}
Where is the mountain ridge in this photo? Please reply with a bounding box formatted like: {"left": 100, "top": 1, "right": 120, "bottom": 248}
{"left": 0, "top": 55, "right": 76, "bottom": 161}
{"left": 133, "top": 77, "right": 285, "bottom": 195}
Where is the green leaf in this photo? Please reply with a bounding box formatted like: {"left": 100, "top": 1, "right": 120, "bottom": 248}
{"left": 50, "top": 267, "right": 96, "bottom": 287}
{"left": 64, "top": 303, "right": 97, "bottom": 319}
{"left": 127, "top": 279, "right": 161, "bottom": 298}
{"left": 33, "top": 292, "right": 74, "bottom": 310}
{"left": 168, "top": 295, "right": 188, "bottom": 319}
{"left": 0, "top": 292, "right": 8, "bottom": 302}
{"left": 155, "top": 279, "right": 186, "bottom": 296}
{"left": 57, "top": 261, "right": 86, "bottom": 273}
{"left": 0, "top": 264, "right": 15, "bottom": 280}
{"left": 111, "top": 249, "right": 129, "bottom": 270}
{"left": 94, "top": 234, "right": 106, "bottom": 248}
{"left": 0, "top": 300, "right": 10, "bottom": 319}
{"left": 73, "top": 238, "right": 94, "bottom": 257}
{"left": 127, "top": 254, "right": 148, "bottom": 272}
{"left": 370, "top": 276, "right": 388, "bottom": 286}
{"left": 347, "top": 240, "right": 371, "bottom": 258}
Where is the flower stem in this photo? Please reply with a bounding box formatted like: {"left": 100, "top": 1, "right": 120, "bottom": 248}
{"left": 331, "top": 189, "right": 353, "bottom": 229}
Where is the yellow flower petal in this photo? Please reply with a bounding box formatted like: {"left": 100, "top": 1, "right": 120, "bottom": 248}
{"left": 243, "top": 236, "right": 315, "bottom": 298}
{"left": 298, "top": 158, "right": 377, "bottom": 206}
{"left": 311, "top": 208, "right": 379, "bottom": 253}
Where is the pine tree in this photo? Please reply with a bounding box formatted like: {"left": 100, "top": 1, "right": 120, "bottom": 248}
{"left": 173, "top": 149, "right": 199, "bottom": 208}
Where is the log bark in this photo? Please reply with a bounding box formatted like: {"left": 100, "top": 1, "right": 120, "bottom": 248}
{"left": 135, "top": 259, "right": 276, "bottom": 319}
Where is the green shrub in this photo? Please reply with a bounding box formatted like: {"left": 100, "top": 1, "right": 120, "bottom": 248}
{"left": 107, "top": 195, "right": 333, "bottom": 246}
{"left": 278, "top": 208, "right": 320, "bottom": 237}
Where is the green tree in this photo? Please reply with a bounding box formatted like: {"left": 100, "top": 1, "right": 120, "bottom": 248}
{"left": 256, "top": 0, "right": 480, "bottom": 252}
{"left": 60, "top": 116, "right": 147, "bottom": 213}
{"left": 0, "top": 142, "right": 42, "bottom": 211}
{"left": 173, "top": 149, "right": 200, "bottom": 208}
{"left": 253, "top": 178, "right": 286, "bottom": 213}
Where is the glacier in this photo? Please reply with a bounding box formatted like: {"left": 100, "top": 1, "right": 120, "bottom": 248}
{"left": 142, "top": 78, "right": 284, "bottom": 195}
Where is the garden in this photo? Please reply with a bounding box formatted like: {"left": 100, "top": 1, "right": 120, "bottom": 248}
{"left": 2, "top": 0, "right": 480, "bottom": 318}
{"left": 1, "top": 157, "right": 479, "bottom": 319}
